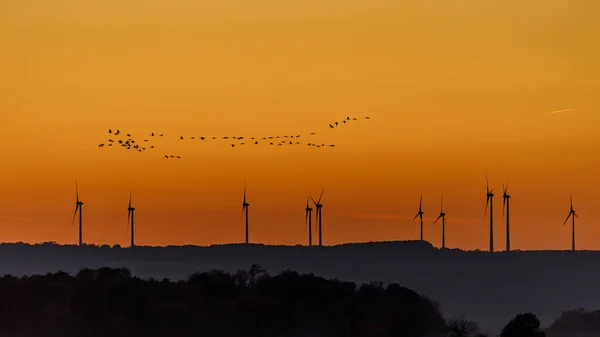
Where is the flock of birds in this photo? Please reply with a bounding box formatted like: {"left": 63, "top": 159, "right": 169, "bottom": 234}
{"left": 98, "top": 116, "right": 371, "bottom": 159}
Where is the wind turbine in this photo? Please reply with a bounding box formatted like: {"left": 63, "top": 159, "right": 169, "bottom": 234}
{"left": 413, "top": 194, "right": 424, "bottom": 241}
{"left": 241, "top": 182, "right": 250, "bottom": 244}
{"left": 502, "top": 183, "right": 511, "bottom": 252}
{"left": 72, "top": 181, "right": 84, "bottom": 246}
{"left": 562, "top": 193, "right": 578, "bottom": 251}
{"left": 305, "top": 198, "right": 313, "bottom": 246}
{"left": 433, "top": 194, "right": 447, "bottom": 249}
{"left": 310, "top": 188, "right": 324, "bottom": 246}
{"left": 484, "top": 173, "right": 494, "bottom": 252}
{"left": 128, "top": 190, "right": 135, "bottom": 248}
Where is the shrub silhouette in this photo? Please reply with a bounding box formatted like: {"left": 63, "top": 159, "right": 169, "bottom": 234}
{"left": 500, "top": 313, "right": 546, "bottom": 337}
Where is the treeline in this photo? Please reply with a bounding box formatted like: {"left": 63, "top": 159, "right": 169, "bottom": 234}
{"left": 0, "top": 265, "right": 586, "bottom": 337}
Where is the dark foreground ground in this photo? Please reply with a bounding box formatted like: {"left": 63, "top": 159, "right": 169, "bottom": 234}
{"left": 0, "top": 241, "right": 599, "bottom": 335}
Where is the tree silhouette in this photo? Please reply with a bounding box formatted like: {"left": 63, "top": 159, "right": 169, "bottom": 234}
{"left": 446, "top": 315, "right": 487, "bottom": 337}
{"left": 0, "top": 266, "right": 450, "bottom": 337}
{"left": 500, "top": 313, "right": 546, "bottom": 337}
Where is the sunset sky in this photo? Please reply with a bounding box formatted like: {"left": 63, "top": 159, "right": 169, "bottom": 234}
{"left": 1, "top": 0, "right": 599, "bottom": 250}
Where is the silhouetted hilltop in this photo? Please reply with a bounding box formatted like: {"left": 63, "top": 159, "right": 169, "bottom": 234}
{"left": 0, "top": 240, "right": 599, "bottom": 335}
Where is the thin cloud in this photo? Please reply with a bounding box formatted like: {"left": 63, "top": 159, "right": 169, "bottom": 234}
{"left": 551, "top": 108, "right": 577, "bottom": 114}
{"left": 353, "top": 213, "right": 413, "bottom": 221}
{"left": 0, "top": 215, "right": 34, "bottom": 222}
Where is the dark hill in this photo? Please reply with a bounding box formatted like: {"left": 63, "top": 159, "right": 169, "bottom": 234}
{"left": 0, "top": 240, "right": 598, "bottom": 335}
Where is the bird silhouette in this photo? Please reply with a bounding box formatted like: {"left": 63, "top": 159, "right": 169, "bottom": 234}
{"left": 108, "top": 129, "right": 112, "bottom": 134}
{"left": 329, "top": 124, "right": 334, "bottom": 128}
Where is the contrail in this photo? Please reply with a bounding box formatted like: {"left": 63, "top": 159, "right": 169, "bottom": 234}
{"left": 551, "top": 108, "right": 577, "bottom": 114}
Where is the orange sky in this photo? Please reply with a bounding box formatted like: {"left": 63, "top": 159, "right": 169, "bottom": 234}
{"left": 0, "top": 0, "right": 599, "bottom": 250}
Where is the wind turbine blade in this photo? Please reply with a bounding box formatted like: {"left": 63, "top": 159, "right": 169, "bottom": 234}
{"left": 317, "top": 188, "right": 324, "bottom": 204}
{"left": 413, "top": 213, "right": 419, "bottom": 220}
{"left": 241, "top": 206, "right": 246, "bottom": 219}
{"left": 575, "top": 213, "right": 579, "bottom": 218}
{"left": 419, "top": 194, "right": 422, "bottom": 211}
{"left": 485, "top": 173, "right": 489, "bottom": 193}
{"left": 310, "top": 196, "right": 318, "bottom": 206}
{"left": 305, "top": 210, "right": 308, "bottom": 232}
{"left": 440, "top": 194, "right": 443, "bottom": 212}
{"left": 570, "top": 193, "right": 573, "bottom": 209}
{"left": 433, "top": 215, "right": 441, "bottom": 225}
{"left": 72, "top": 204, "right": 79, "bottom": 225}
{"left": 502, "top": 195, "right": 506, "bottom": 220}
{"left": 483, "top": 197, "right": 489, "bottom": 222}
{"left": 243, "top": 181, "right": 247, "bottom": 203}
{"left": 129, "top": 190, "right": 132, "bottom": 208}
{"left": 562, "top": 213, "right": 571, "bottom": 225}
{"left": 75, "top": 180, "right": 79, "bottom": 202}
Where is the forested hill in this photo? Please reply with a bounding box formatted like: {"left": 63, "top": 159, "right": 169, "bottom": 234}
{"left": 1, "top": 240, "right": 599, "bottom": 334}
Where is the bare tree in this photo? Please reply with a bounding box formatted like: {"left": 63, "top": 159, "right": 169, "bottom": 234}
{"left": 446, "top": 315, "right": 487, "bottom": 337}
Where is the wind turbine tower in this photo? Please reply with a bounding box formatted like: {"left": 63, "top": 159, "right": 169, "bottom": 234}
{"left": 305, "top": 198, "right": 313, "bottom": 246}
{"left": 128, "top": 191, "right": 135, "bottom": 248}
{"left": 484, "top": 174, "right": 495, "bottom": 252}
{"left": 562, "top": 193, "right": 578, "bottom": 251}
{"left": 502, "top": 183, "right": 511, "bottom": 251}
{"left": 433, "top": 195, "right": 447, "bottom": 249}
{"left": 413, "top": 194, "right": 424, "bottom": 241}
{"left": 241, "top": 182, "right": 250, "bottom": 244}
{"left": 72, "top": 181, "right": 84, "bottom": 246}
{"left": 310, "top": 189, "right": 324, "bottom": 246}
